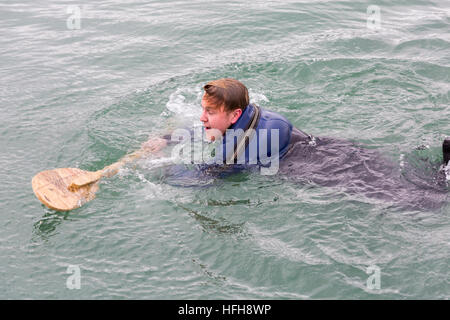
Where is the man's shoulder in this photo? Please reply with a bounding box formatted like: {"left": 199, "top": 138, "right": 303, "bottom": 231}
{"left": 254, "top": 107, "right": 293, "bottom": 157}
{"left": 257, "top": 107, "right": 293, "bottom": 132}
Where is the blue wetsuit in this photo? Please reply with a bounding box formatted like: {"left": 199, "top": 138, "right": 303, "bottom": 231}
{"left": 214, "top": 103, "right": 295, "bottom": 166}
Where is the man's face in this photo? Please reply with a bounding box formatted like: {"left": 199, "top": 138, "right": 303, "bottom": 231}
{"left": 200, "top": 95, "right": 242, "bottom": 141}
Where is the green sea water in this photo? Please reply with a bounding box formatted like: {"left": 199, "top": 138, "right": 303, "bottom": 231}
{"left": 0, "top": 0, "right": 449, "bottom": 299}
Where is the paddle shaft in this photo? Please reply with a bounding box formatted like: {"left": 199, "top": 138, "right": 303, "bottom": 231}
{"left": 68, "top": 138, "right": 166, "bottom": 190}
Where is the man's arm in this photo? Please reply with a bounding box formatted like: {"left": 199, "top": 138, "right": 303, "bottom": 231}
{"left": 141, "top": 136, "right": 168, "bottom": 153}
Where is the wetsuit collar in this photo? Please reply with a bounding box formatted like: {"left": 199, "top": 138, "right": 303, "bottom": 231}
{"left": 229, "top": 104, "right": 254, "bottom": 131}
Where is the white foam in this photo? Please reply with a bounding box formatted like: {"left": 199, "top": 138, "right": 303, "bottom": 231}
{"left": 444, "top": 163, "right": 450, "bottom": 181}
{"left": 166, "top": 86, "right": 202, "bottom": 118}
{"left": 399, "top": 153, "right": 405, "bottom": 169}
{"left": 249, "top": 89, "right": 269, "bottom": 105}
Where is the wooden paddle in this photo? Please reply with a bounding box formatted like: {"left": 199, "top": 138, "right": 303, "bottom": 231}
{"left": 32, "top": 138, "right": 167, "bottom": 211}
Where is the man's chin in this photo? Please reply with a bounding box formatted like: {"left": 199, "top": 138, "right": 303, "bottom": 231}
{"left": 205, "top": 128, "right": 222, "bottom": 142}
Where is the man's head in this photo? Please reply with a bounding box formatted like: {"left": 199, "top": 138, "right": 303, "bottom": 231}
{"left": 200, "top": 78, "right": 249, "bottom": 140}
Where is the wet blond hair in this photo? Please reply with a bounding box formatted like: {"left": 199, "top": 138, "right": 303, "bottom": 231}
{"left": 203, "top": 78, "right": 249, "bottom": 112}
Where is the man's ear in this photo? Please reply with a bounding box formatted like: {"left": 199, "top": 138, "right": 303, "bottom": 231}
{"left": 230, "top": 109, "right": 243, "bottom": 124}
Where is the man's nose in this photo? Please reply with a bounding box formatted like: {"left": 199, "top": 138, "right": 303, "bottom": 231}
{"left": 200, "top": 110, "right": 207, "bottom": 122}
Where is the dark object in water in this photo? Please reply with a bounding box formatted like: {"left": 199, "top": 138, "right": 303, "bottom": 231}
{"left": 443, "top": 137, "right": 450, "bottom": 165}
{"left": 279, "top": 128, "right": 448, "bottom": 211}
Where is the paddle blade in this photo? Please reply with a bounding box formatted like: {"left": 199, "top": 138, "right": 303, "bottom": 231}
{"left": 67, "top": 170, "right": 103, "bottom": 191}
{"left": 32, "top": 168, "right": 100, "bottom": 211}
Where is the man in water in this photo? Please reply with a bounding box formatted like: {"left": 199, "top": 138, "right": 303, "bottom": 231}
{"left": 143, "top": 78, "right": 449, "bottom": 210}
